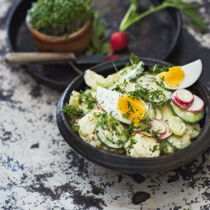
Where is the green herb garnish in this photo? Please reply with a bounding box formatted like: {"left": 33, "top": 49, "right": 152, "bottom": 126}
{"left": 112, "top": 85, "right": 126, "bottom": 94}
{"left": 127, "top": 137, "right": 136, "bottom": 149}
{"left": 80, "top": 90, "right": 97, "bottom": 110}
{"left": 149, "top": 64, "right": 171, "bottom": 75}
{"left": 152, "top": 145, "right": 159, "bottom": 152}
{"left": 128, "top": 86, "right": 166, "bottom": 104}
{"left": 130, "top": 53, "right": 140, "bottom": 65}
{"left": 159, "top": 141, "right": 169, "bottom": 156}
{"left": 119, "top": 0, "right": 207, "bottom": 32}
{"left": 97, "top": 112, "right": 120, "bottom": 131}
{"left": 122, "top": 123, "right": 136, "bottom": 140}
{"left": 72, "top": 125, "right": 80, "bottom": 132}
{"left": 29, "top": 0, "right": 94, "bottom": 36}
{"left": 62, "top": 105, "right": 84, "bottom": 119}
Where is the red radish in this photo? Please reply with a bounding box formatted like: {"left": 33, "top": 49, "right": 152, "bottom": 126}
{"left": 105, "top": 55, "right": 120, "bottom": 62}
{"left": 158, "top": 122, "right": 172, "bottom": 141}
{"left": 172, "top": 92, "right": 191, "bottom": 109}
{"left": 110, "top": 32, "right": 128, "bottom": 54}
{"left": 150, "top": 119, "right": 167, "bottom": 135}
{"left": 174, "top": 89, "right": 194, "bottom": 106}
{"left": 187, "top": 95, "right": 204, "bottom": 113}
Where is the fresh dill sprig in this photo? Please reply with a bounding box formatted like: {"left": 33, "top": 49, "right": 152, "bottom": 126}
{"left": 80, "top": 90, "right": 97, "bottom": 110}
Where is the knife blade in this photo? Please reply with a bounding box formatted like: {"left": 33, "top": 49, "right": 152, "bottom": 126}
{"left": 5, "top": 52, "right": 108, "bottom": 65}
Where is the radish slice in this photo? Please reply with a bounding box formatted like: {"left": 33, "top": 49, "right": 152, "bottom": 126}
{"left": 174, "top": 89, "right": 194, "bottom": 105}
{"left": 150, "top": 119, "right": 167, "bottom": 135}
{"left": 187, "top": 95, "right": 204, "bottom": 113}
{"left": 134, "top": 130, "right": 153, "bottom": 137}
{"left": 158, "top": 121, "right": 172, "bottom": 141}
{"left": 172, "top": 92, "right": 191, "bottom": 109}
{"left": 133, "top": 119, "right": 167, "bottom": 138}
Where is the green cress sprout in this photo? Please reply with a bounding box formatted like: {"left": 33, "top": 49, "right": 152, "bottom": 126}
{"left": 28, "top": 0, "right": 94, "bottom": 36}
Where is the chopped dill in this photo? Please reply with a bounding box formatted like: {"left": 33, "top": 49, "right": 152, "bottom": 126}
{"left": 80, "top": 90, "right": 97, "bottom": 110}
{"left": 62, "top": 104, "right": 84, "bottom": 119}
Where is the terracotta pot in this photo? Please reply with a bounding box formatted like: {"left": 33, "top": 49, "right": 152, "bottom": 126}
{"left": 26, "top": 15, "right": 93, "bottom": 53}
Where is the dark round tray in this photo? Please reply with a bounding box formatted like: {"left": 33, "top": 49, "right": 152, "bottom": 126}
{"left": 7, "top": 0, "right": 182, "bottom": 90}
{"left": 56, "top": 58, "right": 210, "bottom": 173}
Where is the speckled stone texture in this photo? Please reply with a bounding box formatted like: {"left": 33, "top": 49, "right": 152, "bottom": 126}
{"left": 0, "top": 0, "right": 209, "bottom": 210}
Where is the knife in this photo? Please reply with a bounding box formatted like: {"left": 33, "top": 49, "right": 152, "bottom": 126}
{"left": 5, "top": 52, "right": 108, "bottom": 65}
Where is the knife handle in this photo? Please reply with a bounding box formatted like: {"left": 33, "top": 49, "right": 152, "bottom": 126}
{"left": 5, "top": 52, "right": 76, "bottom": 65}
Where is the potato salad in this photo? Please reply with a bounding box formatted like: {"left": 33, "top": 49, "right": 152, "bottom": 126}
{"left": 62, "top": 54, "right": 205, "bottom": 158}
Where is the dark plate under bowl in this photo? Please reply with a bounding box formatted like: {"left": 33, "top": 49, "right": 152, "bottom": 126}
{"left": 56, "top": 58, "right": 210, "bottom": 174}
{"left": 7, "top": 0, "right": 181, "bottom": 90}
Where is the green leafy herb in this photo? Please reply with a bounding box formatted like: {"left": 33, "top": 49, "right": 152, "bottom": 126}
{"left": 120, "top": 0, "right": 207, "bottom": 32}
{"left": 149, "top": 64, "right": 171, "bottom": 75}
{"left": 159, "top": 141, "right": 169, "bottom": 156}
{"left": 72, "top": 125, "right": 80, "bottom": 132}
{"left": 152, "top": 145, "right": 159, "bottom": 152}
{"left": 62, "top": 105, "right": 84, "bottom": 119}
{"left": 80, "top": 90, "right": 97, "bottom": 110}
{"left": 122, "top": 100, "right": 135, "bottom": 119}
{"left": 122, "top": 123, "right": 136, "bottom": 140}
{"left": 112, "top": 85, "right": 126, "bottom": 94}
{"left": 130, "top": 53, "right": 140, "bottom": 65}
{"left": 138, "top": 117, "right": 151, "bottom": 133}
{"left": 97, "top": 112, "right": 120, "bottom": 131}
{"left": 127, "top": 137, "right": 136, "bottom": 149}
{"left": 85, "top": 12, "right": 110, "bottom": 55}
{"left": 29, "top": 0, "right": 94, "bottom": 36}
{"left": 120, "top": 68, "right": 128, "bottom": 76}
{"left": 128, "top": 86, "right": 166, "bottom": 104}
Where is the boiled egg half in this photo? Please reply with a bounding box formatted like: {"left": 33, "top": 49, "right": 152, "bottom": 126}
{"left": 96, "top": 87, "right": 148, "bottom": 125}
{"left": 156, "top": 59, "right": 202, "bottom": 90}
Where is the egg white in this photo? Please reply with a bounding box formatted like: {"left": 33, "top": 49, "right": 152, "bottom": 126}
{"left": 156, "top": 59, "right": 202, "bottom": 90}
{"left": 96, "top": 87, "right": 148, "bottom": 125}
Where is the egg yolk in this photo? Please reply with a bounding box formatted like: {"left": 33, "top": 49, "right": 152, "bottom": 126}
{"left": 118, "top": 96, "right": 146, "bottom": 125}
{"left": 159, "top": 66, "right": 185, "bottom": 87}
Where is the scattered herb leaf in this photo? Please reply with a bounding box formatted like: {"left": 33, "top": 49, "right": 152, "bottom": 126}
{"left": 80, "top": 90, "right": 97, "bottom": 110}
{"left": 62, "top": 105, "right": 84, "bottom": 119}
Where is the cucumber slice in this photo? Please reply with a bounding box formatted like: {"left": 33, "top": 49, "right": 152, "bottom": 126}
{"left": 185, "top": 123, "right": 200, "bottom": 139}
{"left": 168, "top": 134, "right": 191, "bottom": 150}
{"left": 168, "top": 116, "right": 186, "bottom": 136}
{"left": 128, "top": 61, "right": 144, "bottom": 82}
{"left": 159, "top": 141, "right": 175, "bottom": 155}
{"left": 161, "top": 103, "right": 174, "bottom": 121}
{"left": 102, "top": 145, "right": 125, "bottom": 154}
{"left": 84, "top": 70, "right": 104, "bottom": 90}
{"left": 95, "top": 114, "right": 128, "bottom": 149}
{"left": 84, "top": 70, "right": 119, "bottom": 90}
{"left": 135, "top": 79, "right": 172, "bottom": 104}
{"left": 96, "top": 73, "right": 119, "bottom": 88}
{"left": 143, "top": 73, "right": 156, "bottom": 80}
{"left": 149, "top": 107, "right": 156, "bottom": 119}
{"left": 170, "top": 101, "right": 204, "bottom": 123}
{"left": 155, "top": 107, "right": 162, "bottom": 119}
{"left": 96, "top": 126, "right": 123, "bottom": 149}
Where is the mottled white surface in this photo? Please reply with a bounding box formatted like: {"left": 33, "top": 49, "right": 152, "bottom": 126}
{"left": 0, "top": 1, "right": 209, "bottom": 210}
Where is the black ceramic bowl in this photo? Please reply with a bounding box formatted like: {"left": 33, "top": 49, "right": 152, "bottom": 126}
{"left": 56, "top": 58, "right": 210, "bottom": 173}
